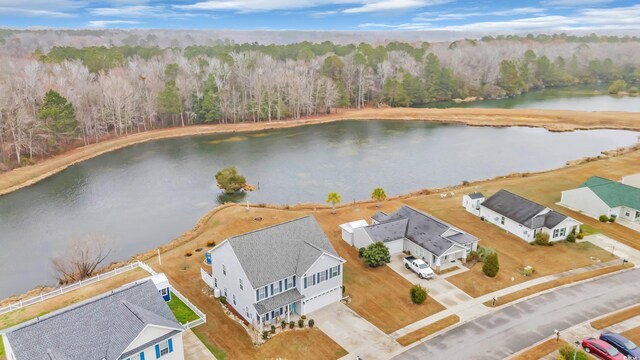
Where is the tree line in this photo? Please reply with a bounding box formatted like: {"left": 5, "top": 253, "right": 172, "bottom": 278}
{"left": 1, "top": 38, "right": 639, "bottom": 170}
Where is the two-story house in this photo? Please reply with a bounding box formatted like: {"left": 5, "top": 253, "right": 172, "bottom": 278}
{"left": 207, "top": 216, "right": 345, "bottom": 326}
{"left": 1, "top": 280, "right": 185, "bottom": 360}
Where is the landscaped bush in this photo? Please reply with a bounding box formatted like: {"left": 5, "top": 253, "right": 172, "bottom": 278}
{"left": 289, "top": 321, "right": 295, "bottom": 329}
{"left": 482, "top": 252, "right": 500, "bottom": 278}
{"left": 577, "top": 233, "right": 584, "bottom": 240}
{"left": 341, "top": 285, "right": 345, "bottom": 294}
{"left": 270, "top": 325, "right": 276, "bottom": 334}
{"left": 522, "top": 266, "right": 535, "bottom": 276}
{"left": 184, "top": 251, "right": 193, "bottom": 257}
{"left": 206, "top": 240, "right": 216, "bottom": 247}
{"left": 609, "top": 215, "right": 617, "bottom": 223}
{"left": 362, "top": 242, "right": 391, "bottom": 267}
{"left": 467, "top": 250, "right": 478, "bottom": 262}
{"left": 599, "top": 215, "right": 610, "bottom": 222}
{"left": 358, "top": 247, "right": 366, "bottom": 258}
{"left": 301, "top": 315, "right": 306, "bottom": 320}
{"left": 559, "top": 345, "right": 589, "bottom": 360}
{"left": 410, "top": 284, "right": 428, "bottom": 304}
{"left": 262, "top": 331, "right": 269, "bottom": 340}
{"left": 565, "top": 232, "right": 576, "bottom": 243}
{"left": 219, "top": 296, "right": 227, "bottom": 304}
{"left": 477, "top": 246, "right": 496, "bottom": 262}
{"left": 298, "top": 319, "right": 304, "bottom": 328}
{"left": 534, "top": 232, "right": 550, "bottom": 246}
{"left": 281, "top": 320, "right": 287, "bottom": 329}
{"left": 308, "top": 319, "right": 315, "bottom": 328}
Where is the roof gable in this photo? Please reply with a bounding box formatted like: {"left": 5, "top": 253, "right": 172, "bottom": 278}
{"left": 580, "top": 176, "right": 640, "bottom": 210}
{"left": 5, "top": 280, "right": 182, "bottom": 360}
{"left": 482, "top": 190, "right": 546, "bottom": 226}
{"left": 226, "top": 216, "right": 342, "bottom": 288}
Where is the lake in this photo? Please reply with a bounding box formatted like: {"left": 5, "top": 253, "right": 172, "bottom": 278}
{"left": 420, "top": 85, "right": 640, "bottom": 111}
{"left": 0, "top": 120, "right": 637, "bottom": 299}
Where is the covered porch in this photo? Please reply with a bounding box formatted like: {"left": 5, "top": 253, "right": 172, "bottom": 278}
{"left": 254, "top": 288, "right": 304, "bottom": 328}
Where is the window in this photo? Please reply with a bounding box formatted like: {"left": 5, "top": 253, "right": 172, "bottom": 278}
{"left": 304, "top": 275, "right": 313, "bottom": 289}
{"left": 214, "top": 277, "right": 217, "bottom": 288}
{"left": 239, "top": 278, "right": 243, "bottom": 290}
{"left": 500, "top": 216, "right": 505, "bottom": 225}
{"left": 159, "top": 288, "right": 168, "bottom": 296}
{"left": 274, "top": 281, "right": 281, "bottom": 294}
{"left": 222, "top": 264, "right": 226, "bottom": 275}
{"left": 559, "top": 228, "right": 566, "bottom": 237}
{"left": 257, "top": 287, "right": 266, "bottom": 301}
{"left": 553, "top": 229, "right": 559, "bottom": 238}
{"left": 331, "top": 266, "right": 339, "bottom": 278}
{"left": 287, "top": 276, "right": 294, "bottom": 289}
{"left": 127, "top": 353, "right": 143, "bottom": 360}
{"left": 318, "top": 271, "right": 327, "bottom": 282}
{"left": 155, "top": 339, "right": 173, "bottom": 358}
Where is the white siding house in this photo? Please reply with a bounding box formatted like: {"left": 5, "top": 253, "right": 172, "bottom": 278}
{"left": 341, "top": 206, "right": 479, "bottom": 271}
{"left": 1, "top": 280, "right": 185, "bottom": 360}
{"left": 479, "top": 189, "right": 581, "bottom": 242}
{"left": 622, "top": 173, "right": 640, "bottom": 189}
{"left": 462, "top": 193, "right": 485, "bottom": 216}
{"left": 206, "top": 216, "right": 345, "bottom": 327}
{"left": 561, "top": 176, "right": 640, "bottom": 224}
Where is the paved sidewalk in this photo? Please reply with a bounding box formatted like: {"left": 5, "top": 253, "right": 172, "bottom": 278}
{"left": 584, "top": 234, "right": 640, "bottom": 267}
{"left": 183, "top": 329, "right": 216, "bottom": 360}
{"left": 312, "top": 302, "right": 402, "bottom": 360}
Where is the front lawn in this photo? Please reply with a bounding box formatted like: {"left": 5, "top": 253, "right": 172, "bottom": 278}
{"left": 167, "top": 293, "right": 200, "bottom": 323}
{"left": 0, "top": 334, "right": 5, "bottom": 357}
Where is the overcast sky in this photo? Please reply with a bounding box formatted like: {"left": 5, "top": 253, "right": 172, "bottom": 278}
{"left": 0, "top": 0, "right": 639, "bottom": 32}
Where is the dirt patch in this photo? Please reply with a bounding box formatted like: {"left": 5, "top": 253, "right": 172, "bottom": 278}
{"left": 592, "top": 305, "right": 640, "bottom": 330}
{"left": 512, "top": 339, "right": 571, "bottom": 360}
{"left": 396, "top": 314, "right": 460, "bottom": 346}
{"left": 622, "top": 326, "right": 640, "bottom": 344}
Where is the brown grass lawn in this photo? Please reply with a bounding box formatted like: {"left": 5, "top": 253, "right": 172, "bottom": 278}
{"left": 0, "top": 267, "right": 149, "bottom": 330}
{"left": 592, "top": 305, "right": 640, "bottom": 330}
{"left": 396, "top": 315, "right": 460, "bottom": 346}
{"left": 622, "top": 326, "right": 640, "bottom": 344}
{"left": 512, "top": 339, "right": 571, "bottom": 360}
{"left": 483, "top": 264, "right": 629, "bottom": 307}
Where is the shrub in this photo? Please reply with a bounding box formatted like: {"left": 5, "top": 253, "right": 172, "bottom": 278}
{"left": 467, "top": 250, "right": 478, "bottom": 262}
{"left": 599, "top": 215, "right": 609, "bottom": 222}
{"left": 215, "top": 166, "right": 247, "bottom": 194}
{"left": 301, "top": 315, "right": 307, "bottom": 320}
{"left": 410, "top": 284, "right": 428, "bottom": 304}
{"left": 559, "top": 345, "right": 589, "bottom": 360}
{"left": 629, "top": 86, "right": 639, "bottom": 95}
{"left": 262, "top": 331, "right": 269, "bottom": 340}
{"left": 206, "top": 240, "right": 216, "bottom": 247}
{"left": 358, "top": 247, "right": 366, "bottom": 258}
{"left": 477, "top": 246, "right": 496, "bottom": 261}
{"left": 522, "top": 266, "right": 535, "bottom": 276}
{"left": 462, "top": 180, "right": 470, "bottom": 186}
{"left": 341, "top": 285, "right": 345, "bottom": 294}
{"left": 609, "top": 215, "right": 616, "bottom": 223}
{"left": 270, "top": 325, "right": 276, "bottom": 334}
{"left": 308, "top": 319, "right": 315, "bottom": 328}
{"left": 184, "top": 251, "right": 193, "bottom": 257}
{"left": 219, "top": 296, "right": 227, "bottom": 304}
{"left": 298, "top": 319, "right": 304, "bottom": 328}
{"left": 534, "top": 232, "right": 550, "bottom": 246}
{"left": 362, "top": 242, "right": 391, "bottom": 267}
{"left": 483, "top": 252, "right": 500, "bottom": 278}
{"left": 565, "top": 232, "right": 576, "bottom": 243}
{"left": 281, "top": 320, "right": 286, "bottom": 329}
{"left": 289, "top": 321, "right": 295, "bottom": 329}
{"left": 577, "top": 233, "right": 584, "bottom": 240}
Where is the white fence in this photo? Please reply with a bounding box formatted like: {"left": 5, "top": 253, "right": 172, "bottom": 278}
{"left": 171, "top": 286, "right": 207, "bottom": 329}
{"left": 0, "top": 261, "right": 154, "bottom": 316}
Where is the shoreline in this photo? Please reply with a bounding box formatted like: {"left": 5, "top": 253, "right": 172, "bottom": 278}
{"left": 1, "top": 107, "right": 639, "bottom": 197}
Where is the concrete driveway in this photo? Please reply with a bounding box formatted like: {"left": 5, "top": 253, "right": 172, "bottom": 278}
{"left": 183, "top": 329, "right": 216, "bottom": 360}
{"left": 393, "top": 268, "right": 640, "bottom": 360}
{"left": 312, "top": 302, "right": 402, "bottom": 360}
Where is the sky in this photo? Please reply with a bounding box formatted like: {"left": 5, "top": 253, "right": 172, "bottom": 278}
{"left": 0, "top": 0, "right": 639, "bottom": 32}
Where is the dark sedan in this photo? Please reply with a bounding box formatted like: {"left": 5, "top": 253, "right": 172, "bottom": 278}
{"left": 600, "top": 331, "right": 640, "bottom": 359}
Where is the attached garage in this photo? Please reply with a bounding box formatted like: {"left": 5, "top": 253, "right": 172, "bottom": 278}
{"left": 303, "top": 286, "right": 342, "bottom": 314}
{"left": 385, "top": 238, "right": 404, "bottom": 255}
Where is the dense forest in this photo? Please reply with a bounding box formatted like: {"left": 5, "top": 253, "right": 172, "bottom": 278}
{"left": 1, "top": 32, "right": 639, "bottom": 170}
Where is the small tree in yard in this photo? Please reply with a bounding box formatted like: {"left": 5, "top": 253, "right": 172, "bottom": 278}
{"left": 371, "top": 187, "right": 387, "bottom": 208}
{"left": 534, "top": 232, "right": 550, "bottom": 246}
{"left": 566, "top": 229, "right": 576, "bottom": 243}
{"left": 482, "top": 252, "right": 500, "bottom": 278}
{"left": 559, "top": 345, "right": 589, "bottom": 360}
{"left": 326, "top": 192, "right": 341, "bottom": 214}
{"left": 599, "top": 215, "right": 609, "bottom": 222}
{"left": 215, "top": 167, "right": 247, "bottom": 194}
{"left": 410, "top": 284, "right": 428, "bottom": 304}
{"left": 362, "top": 242, "right": 390, "bottom": 267}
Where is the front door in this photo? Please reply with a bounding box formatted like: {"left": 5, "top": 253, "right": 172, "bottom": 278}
{"left": 290, "top": 302, "right": 297, "bottom": 314}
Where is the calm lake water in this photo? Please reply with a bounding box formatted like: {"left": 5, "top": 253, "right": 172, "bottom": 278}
{"left": 422, "top": 85, "right": 640, "bottom": 111}
{"left": 0, "top": 121, "right": 638, "bottom": 299}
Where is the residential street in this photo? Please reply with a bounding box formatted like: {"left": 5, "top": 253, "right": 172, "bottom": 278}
{"left": 393, "top": 268, "right": 640, "bottom": 360}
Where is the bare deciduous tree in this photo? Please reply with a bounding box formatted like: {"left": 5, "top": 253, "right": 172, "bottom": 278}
{"left": 52, "top": 235, "right": 112, "bottom": 284}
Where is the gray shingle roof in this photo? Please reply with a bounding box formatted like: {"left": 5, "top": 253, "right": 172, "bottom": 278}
{"left": 467, "top": 193, "right": 485, "bottom": 200}
{"left": 371, "top": 211, "right": 390, "bottom": 222}
{"left": 3, "top": 280, "right": 182, "bottom": 360}
{"left": 254, "top": 288, "right": 304, "bottom": 315}
{"left": 227, "top": 216, "right": 342, "bottom": 289}
{"left": 365, "top": 206, "right": 478, "bottom": 256}
{"left": 482, "top": 190, "right": 568, "bottom": 229}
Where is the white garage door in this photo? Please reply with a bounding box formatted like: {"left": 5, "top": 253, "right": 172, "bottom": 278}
{"left": 303, "top": 287, "right": 341, "bottom": 314}
{"left": 386, "top": 239, "right": 404, "bottom": 255}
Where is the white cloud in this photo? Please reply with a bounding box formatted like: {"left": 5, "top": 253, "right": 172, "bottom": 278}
{"left": 0, "top": 0, "right": 82, "bottom": 17}
{"left": 542, "top": 0, "right": 613, "bottom": 6}
{"left": 343, "top": 0, "right": 450, "bottom": 14}
{"left": 0, "top": 7, "right": 75, "bottom": 17}
{"left": 175, "top": 0, "right": 351, "bottom": 12}
{"left": 414, "top": 7, "right": 545, "bottom": 22}
{"left": 309, "top": 10, "right": 338, "bottom": 17}
{"left": 89, "top": 5, "right": 201, "bottom": 18}
{"left": 87, "top": 20, "right": 141, "bottom": 28}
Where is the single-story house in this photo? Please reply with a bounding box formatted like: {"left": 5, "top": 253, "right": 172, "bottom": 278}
{"left": 622, "top": 173, "right": 640, "bottom": 189}
{"left": 561, "top": 176, "right": 640, "bottom": 223}
{"left": 477, "top": 189, "right": 581, "bottom": 242}
{"left": 1, "top": 279, "right": 185, "bottom": 360}
{"left": 340, "top": 206, "right": 479, "bottom": 271}
{"left": 207, "top": 216, "right": 345, "bottom": 327}
{"left": 462, "top": 192, "right": 485, "bottom": 216}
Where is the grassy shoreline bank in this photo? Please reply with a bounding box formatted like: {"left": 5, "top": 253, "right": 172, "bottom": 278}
{"left": 1, "top": 106, "right": 639, "bottom": 196}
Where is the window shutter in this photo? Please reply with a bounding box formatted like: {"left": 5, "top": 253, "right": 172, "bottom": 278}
{"left": 279, "top": 280, "right": 283, "bottom": 292}
{"left": 270, "top": 283, "right": 274, "bottom": 295}
{"left": 293, "top": 276, "right": 296, "bottom": 287}
{"left": 313, "top": 274, "right": 316, "bottom": 285}
{"left": 256, "top": 289, "right": 259, "bottom": 301}
{"left": 140, "top": 352, "right": 145, "bottom": 360}
{"left": 304, "top": 277, "right": 307, "bottom": 289}
{"left": 284, "top": 279, "right": 288, "bottom": 290}
{"left": 168, "top": 338, "right": 173, "bottom": 353}
{"left": 265, "top": 285, "right": 268, "bottom": 297}
{"left": 325, "top": 269, "right": 329, "bottom": 280}
{"left": 155, "top": 344, "right": 160, "bottom": 359}
{"left": 338, "top": 265, "right": 341, "bottom": 275}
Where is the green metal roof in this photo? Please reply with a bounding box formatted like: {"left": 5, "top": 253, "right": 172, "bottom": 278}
{"left": 580, "top": 176, "right": 640, "bottom": 210}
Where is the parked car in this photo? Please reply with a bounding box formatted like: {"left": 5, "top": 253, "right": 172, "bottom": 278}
{"left": 600, "top": 331, "right": 640, "bottom": 358}
{"left": 403, "top": 256, "right": 435, "bottom": 279}
{"left": 582, "top": 337, "right": 626, "bottom": 360}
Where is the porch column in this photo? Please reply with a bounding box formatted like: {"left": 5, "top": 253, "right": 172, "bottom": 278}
{"left": 287, "top": 305, "right": 290, "bottom": 323}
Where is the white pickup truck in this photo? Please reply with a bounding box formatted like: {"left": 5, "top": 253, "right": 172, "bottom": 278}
{"left": 404, "top": 256, "right": 435, "bottom": 279}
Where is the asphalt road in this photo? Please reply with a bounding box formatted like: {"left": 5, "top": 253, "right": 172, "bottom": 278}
{"left": 394, "top": 268, "right": 640, "bottom": 360}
